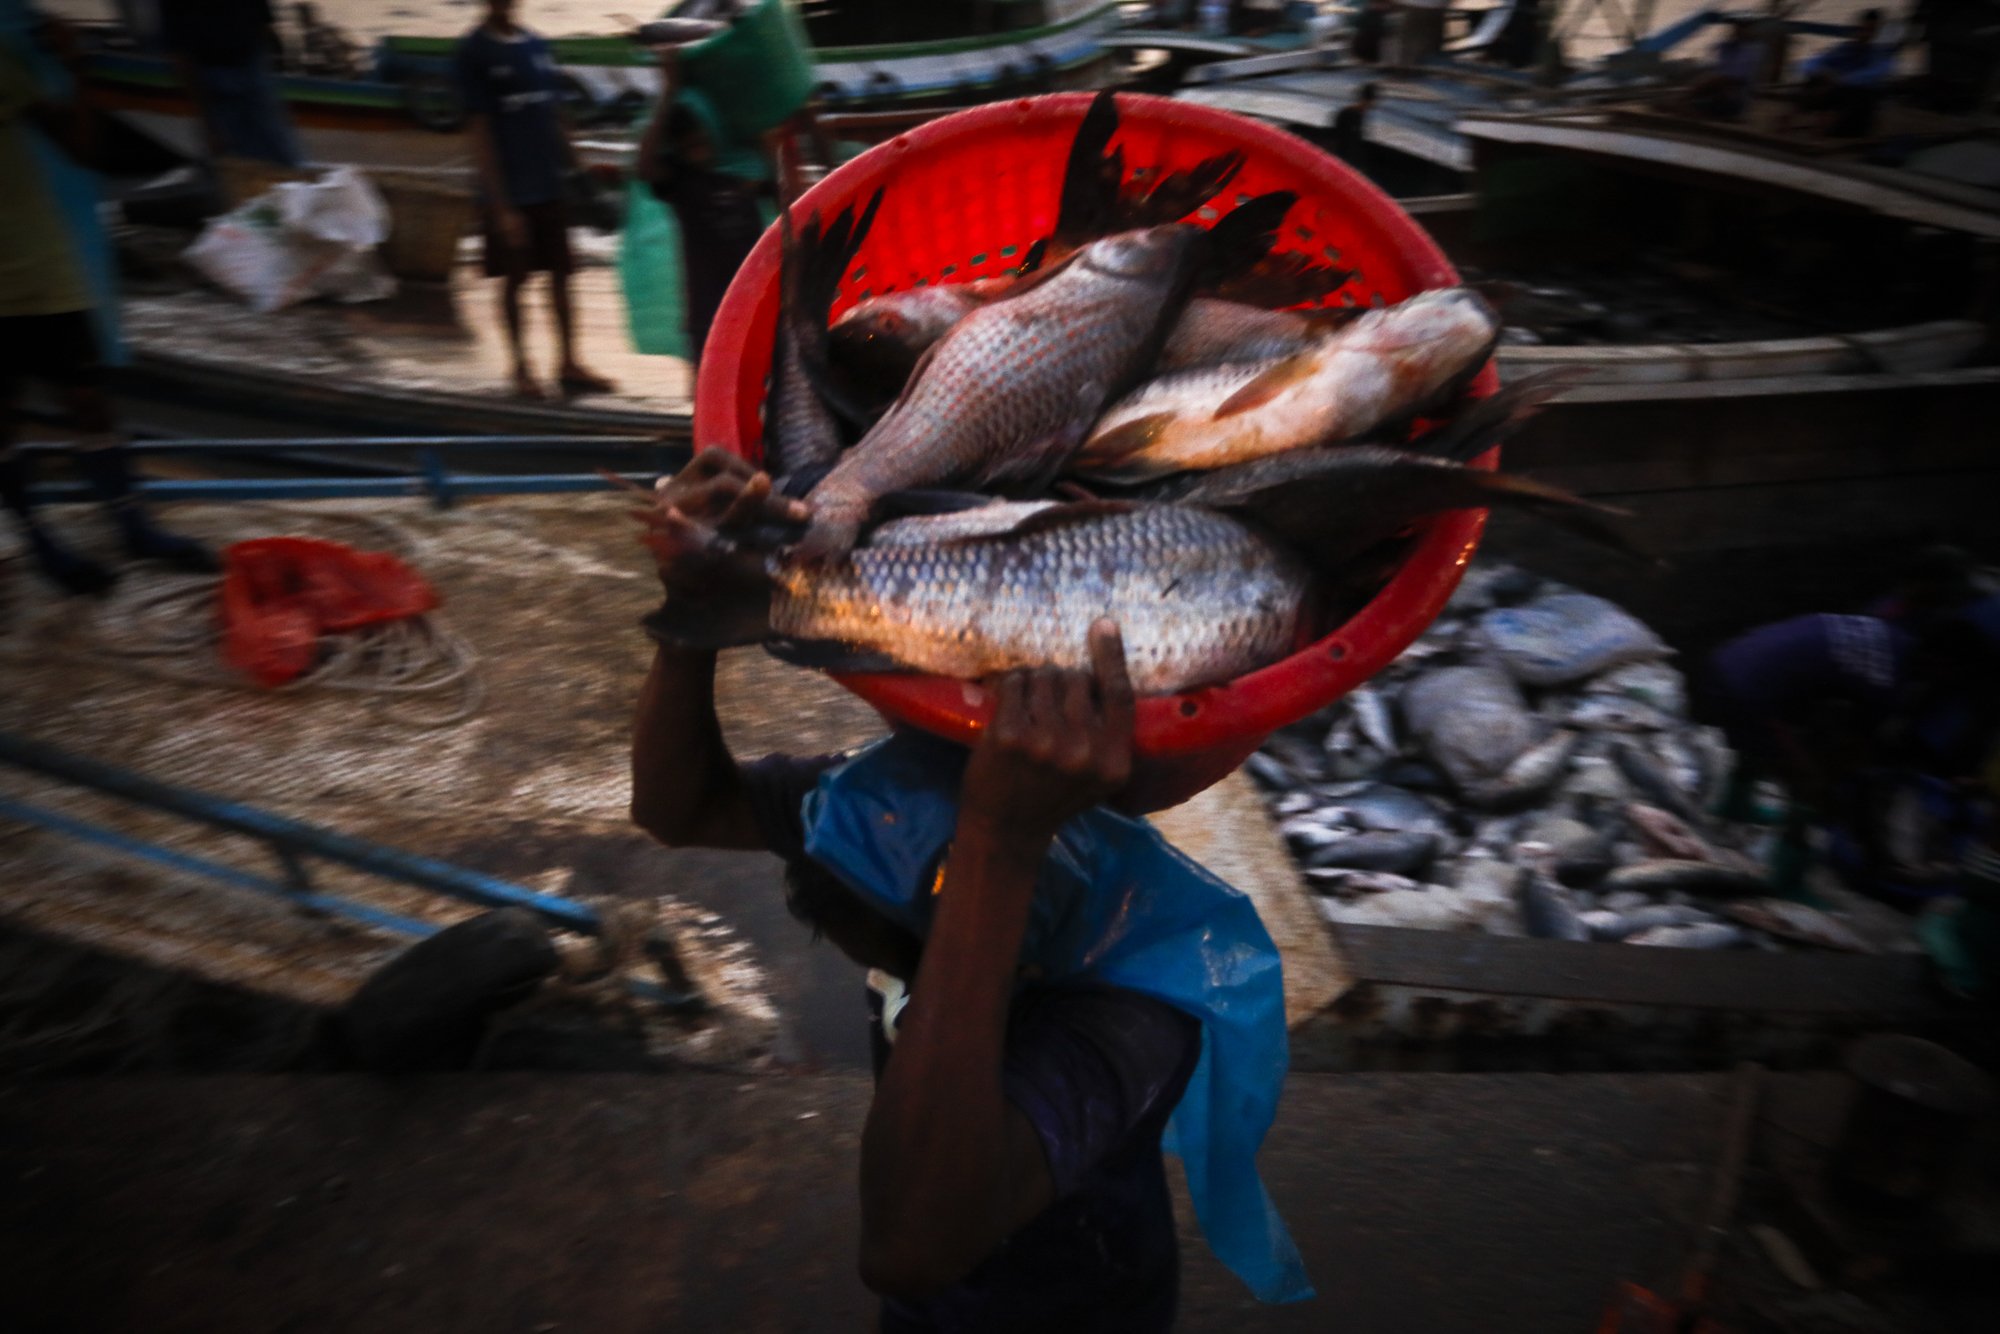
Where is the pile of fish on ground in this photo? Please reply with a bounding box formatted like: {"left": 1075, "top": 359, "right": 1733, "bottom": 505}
{"left": 1248, "top": 560, "right": 1911, "bottom": 953}
{"left": 642, "top": 91, "right": 1627, "bottom": 693}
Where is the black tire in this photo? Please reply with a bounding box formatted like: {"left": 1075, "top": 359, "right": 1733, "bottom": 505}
{"left": 331, "top": 908, "right": 559, "bottom": 1072}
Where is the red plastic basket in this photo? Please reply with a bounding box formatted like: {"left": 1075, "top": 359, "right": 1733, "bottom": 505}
{"left": 696, "top": 93, "right": 1496, "bottom": 810}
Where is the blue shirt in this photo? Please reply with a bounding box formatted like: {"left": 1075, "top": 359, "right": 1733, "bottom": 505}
{"left": 744, "top": 754, "right": 1201, "bottom": 1334}
{"left": 455, "top": 25, "right": 566, "bottom": 207}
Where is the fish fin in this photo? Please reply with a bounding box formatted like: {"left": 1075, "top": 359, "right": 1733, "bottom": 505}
{"left": 640, "top": 592, "right": 772, "bottom": 651}
{"left": 1413, "top": 368, "right": 1585, "bottom": 463}
{"left": 787, "top": 188, "right": 885, "bottom": 430}
{"left": 1054, "top": 90, "right": 1123, "bottom": 250}
{"left": 994, "top": 499, "right": 1142, "bottom": 539}
{"left": 764, "top": 638, "right": 909, "bottom": 674}
{"left": 984, "top": 247, "right": 1084, "bottom": 305}
{"left": 1302, "top": 306, "right": 1370, "bottom": 336}
{"left": 870, "top": 488, "right": 1000, "bottom": 520}
{"left": 1196, "top": 190, "right": 1298, "bottom": 287}
{"left": 1079, "top": 411, "right": 1176, "bottom": 464}
{"left": 1119, "top": 149, "right": 1247, "bottom": 229}
{"left": 1213, "top": 351, "right": 1316, "bottom": 417}
{"left": 1186, "top": 446, "right": 1642, "bottom": 568}
{"left": 774, "top": 462, "right": 836, "bottom": 500}
{"left": 1208, "top": 253, "right": 1354, "bottom": 308}
{"left": 1014, "top": 237, "right": 1050, "bottom": 276}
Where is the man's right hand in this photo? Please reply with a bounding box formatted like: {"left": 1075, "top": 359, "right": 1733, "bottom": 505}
{"left": 958, "top": 620, "right": 1136, "bottom": 852}
{"left": 642, "top": 447, "right": 807, "bottom": 594}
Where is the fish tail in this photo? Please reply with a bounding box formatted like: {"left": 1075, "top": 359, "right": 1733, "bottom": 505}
{"left": 1118, "top": 148, "right": 1248, "bottom": 230}
{"left": 786, "top": 186, "right": 885, "bottom": 430}
{"left": 1055, "top": 90, "right": 1124, "bottom": 250}
{"left": 1414, "top": 368, "right": 1585, "bottom": 463}
{"left": 1451, "top": 470, "right": 1653, "bottom": 562}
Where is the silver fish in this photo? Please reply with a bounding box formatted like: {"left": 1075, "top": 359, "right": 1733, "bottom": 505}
{"left": 766, "top": 192, "right": 881, "bottom": 479}
{"left": 769, "top": 503, "right": 1309, "bottom": 694}
{"left": 1073, "top": 286, "right": 1500, "bottom": 482}
{"left": 1348, "top": 685, "right": 1399, "bottom": 755}
{"left": 1723, "top": 899, "right": 1875, "bottom": 953}
{"left": 1466, "top": 728, "right": 1580, "bottom": 811}
{"left": 1563, "top": 695, "right": 1676, "bottom": 733}
{"left": 1154, "top": 297, "right": 1331, "bottom": 371}
{"left": 1584, "top": 903, "right": 1715, "bottom": 941}
{"left": 1519, "top": 875, "right": 1591, "bottom": 942}
{"left": 1610, "top": 738, "right": 1703, "bottom": 824}
{"left": 797, "top": 225, "right": 1205, "bottom": 559}
{"left": 1306, "top": 830, "right": 1441, "bottom": 876}
{"left": 1320, "top": 782, "right": 1454, "bottom": 838}
{"left": 1305, "top": 867, "right": 1428, "bottom": 897}
{"left": 1601, "top": 858, "right": 1767, "bottom": 899}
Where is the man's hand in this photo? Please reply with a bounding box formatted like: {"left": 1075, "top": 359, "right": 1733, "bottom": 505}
{"left": 640, "top": 447, "right": 807, "bottom": 594}
{"left": 959, "top": 621, "right": 1136, "bottom": 850}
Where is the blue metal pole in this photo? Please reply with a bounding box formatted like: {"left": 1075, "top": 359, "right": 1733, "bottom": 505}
{"left": 0, "top": 731, "right": 603, "bottom": 934}
{"left": 0, "top": 794, "right": 443, "bottom": 940}
{"left": 18, "top": 435, "right": 680, "bottom": 454}
{"left": 27, "top": 473, "right": 657, "bottom": 504}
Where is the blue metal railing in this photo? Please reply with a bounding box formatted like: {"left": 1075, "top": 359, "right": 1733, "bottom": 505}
{"left": 21, "top": 432, "right": 690, "bottom": 509}
{"left": 0, "top": 731, "right": 700, "bottom": 1012}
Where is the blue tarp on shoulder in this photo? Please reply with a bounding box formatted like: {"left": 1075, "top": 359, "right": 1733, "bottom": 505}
{"left": 800, "top": 731, "right": 1314, "bottom": 1304}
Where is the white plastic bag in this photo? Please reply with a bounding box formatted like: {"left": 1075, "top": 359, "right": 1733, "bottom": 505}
{"left": 184, "top": 167, "right": 397, "bottom": 313}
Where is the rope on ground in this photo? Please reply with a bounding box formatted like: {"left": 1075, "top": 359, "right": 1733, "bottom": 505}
{"left": 0, "top": 504, "right": 483, "bottom": 728}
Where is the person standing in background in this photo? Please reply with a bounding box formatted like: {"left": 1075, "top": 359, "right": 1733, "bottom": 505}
{"left": 1350, "top": 0, "right": 1388, "bottom": 64}
{"left": 1397, "top": 0, "right": 1448, "bottom": 65}
{"left": 158, "top": 0, "right": 302, "bottom": 168}
{"left": 2, "top": 8, "right": 213, "bottom": 595}
{"left": 457, "top": 0, "right": 615, "bottom": 401}
{"left": 1794, "top": 7, "right": 1897, "bottom": 137}
{"left": 633, "top": 41, "right": 774, "bottom": 369}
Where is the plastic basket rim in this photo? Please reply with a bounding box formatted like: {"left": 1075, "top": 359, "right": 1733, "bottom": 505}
{"left": 693, "top": 90, "right": 1495, "bottom": 764}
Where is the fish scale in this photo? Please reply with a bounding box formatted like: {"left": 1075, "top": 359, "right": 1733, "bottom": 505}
{"left": 770, "top": 505, "right": 1309, "bottom": 695}
{"left": 798, "top": 228, "right": 1201, "bottom": 558}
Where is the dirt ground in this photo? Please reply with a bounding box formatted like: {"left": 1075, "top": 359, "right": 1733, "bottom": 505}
{"left": 0, "top": 491, "right": 1334, "bottom": 1071}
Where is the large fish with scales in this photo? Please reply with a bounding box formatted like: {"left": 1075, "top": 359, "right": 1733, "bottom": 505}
{"left": 1071, "top": 286, "right": 1501, "bottom": 482}
{"left": 638, "top": 447, "right": 1627, "bottom": 696}
{"left": 795, "top": 216, "right": 1288, "bottom": 561}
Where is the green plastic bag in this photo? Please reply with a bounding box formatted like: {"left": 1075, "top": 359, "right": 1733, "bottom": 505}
{"left": 619, "top": 176, "right": 778, "bottom": 363}
{"left": 620, "top": 178, "right": 691, "bottom": 361}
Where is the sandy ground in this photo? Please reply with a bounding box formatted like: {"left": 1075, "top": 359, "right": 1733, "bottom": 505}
{"left": 126, "top": 240, "right": 695, "bottom": 415}
{"left": 0, "top": 492, "right": 1340, "bottom": 1068}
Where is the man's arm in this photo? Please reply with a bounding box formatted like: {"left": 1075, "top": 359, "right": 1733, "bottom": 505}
{"left": 629, "top": 449, "right": 812, "bottom": 850}
{"left": 858, "top": 622, "right": 1137, "bottom": 1300}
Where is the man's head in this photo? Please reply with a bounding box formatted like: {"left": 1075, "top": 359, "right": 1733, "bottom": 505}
{"left": 485, "top": 0, "right": 518, "bottom": 26}
{"left": 1357, "top": 81, "right": 1379, "bottom": 108}
{"left": 784, "top": 860, "right": 921, "bottom": 977}
{"left": 1857, "top": 8, "right": 1882, "bottom": 42}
